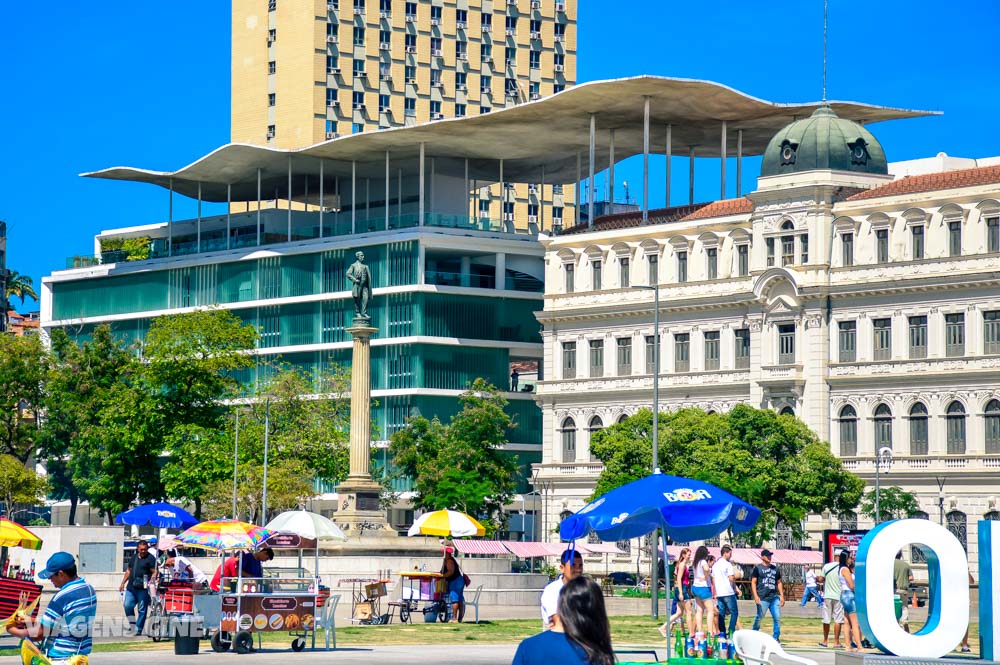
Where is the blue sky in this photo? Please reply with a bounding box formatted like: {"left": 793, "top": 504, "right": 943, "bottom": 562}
{"left": 4, "top": 1, "right": 1000, "bottom": 311}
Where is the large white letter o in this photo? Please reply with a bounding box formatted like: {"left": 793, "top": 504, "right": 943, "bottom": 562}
{"left": 856, "top": 519, "right": 968, "bottom": 657}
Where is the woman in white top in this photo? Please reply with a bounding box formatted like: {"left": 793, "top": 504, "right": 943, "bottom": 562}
{"left": 690, "top": 545, "right": 715, "bottom": 637}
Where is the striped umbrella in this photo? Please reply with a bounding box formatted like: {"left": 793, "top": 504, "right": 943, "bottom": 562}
{"left": 0, "top": 519, "right": 42, "bottom": 550}
{"left": 407, "top": 510, "right": 486, "bottom": 538}
{"left": 174, "top": 519, "right": 273, "bottom": 552}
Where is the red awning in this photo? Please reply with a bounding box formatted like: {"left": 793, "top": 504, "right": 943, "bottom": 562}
{"left": 452, "top": 540, "right": 510, "bottom": 556}
{"left": 502, "top": 541, "right": 552, "bottom": 558}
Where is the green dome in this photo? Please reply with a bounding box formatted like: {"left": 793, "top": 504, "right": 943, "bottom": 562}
{"left": 760, "top": 105, "right": 887, "bottom": 177}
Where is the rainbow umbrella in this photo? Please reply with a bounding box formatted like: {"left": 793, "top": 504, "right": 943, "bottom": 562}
{"left": 0, "top": 519, "right": 42, "bottom": 550}
{"left": 174, "top": 519, "right": 273, "bottom": 552}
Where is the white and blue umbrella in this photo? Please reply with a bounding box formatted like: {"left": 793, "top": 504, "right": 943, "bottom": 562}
{"left": 114, "top": 502, "right": 198, "bottom": 530}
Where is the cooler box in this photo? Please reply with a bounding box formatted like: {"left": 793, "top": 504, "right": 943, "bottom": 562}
{"left": 164, "top": 587, "right": 194, "bottom": 613}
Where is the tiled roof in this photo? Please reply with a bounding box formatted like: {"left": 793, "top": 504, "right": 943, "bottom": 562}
{"left": 847, "top": 165, "right": 1000, "bottom": 201}
{"left": 510, "top": 360, "right": 538, "bottom": 374}
{"left": 560, "top": 203, "right": 710, "bottom": 235}
{"left": 680, "top": 197, "right": 755, "bottom": 221}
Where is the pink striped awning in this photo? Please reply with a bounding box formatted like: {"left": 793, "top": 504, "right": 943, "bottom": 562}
{"left": 452, "top": 539, "right": 510, "bottom": 556}
{"left": 581, "top": 543, "right": 625, "bottom": 555}
{"left": 502, "top": 541, "right": 552, "bottom": 558}
{"left": 770, "top": 549, "right": 822, "bottom": 565}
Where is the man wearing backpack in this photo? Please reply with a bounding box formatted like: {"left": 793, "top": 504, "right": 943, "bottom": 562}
{"left": 817, "top": 552, "right": 845, "bottom": 648}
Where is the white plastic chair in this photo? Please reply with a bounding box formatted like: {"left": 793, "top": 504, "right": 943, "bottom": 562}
{"left": 733, "top": 629, "right": 818, "bottom": 665}
{"left": 465, "top": 585, "right": 483, "bottom": 624}
{"left": 319, "top": 593, "right": 341, "bottom": 650}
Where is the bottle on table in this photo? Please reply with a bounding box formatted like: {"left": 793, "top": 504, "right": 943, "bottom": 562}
{"left": 675, "top": 629, "right": 684, "bottom": 658}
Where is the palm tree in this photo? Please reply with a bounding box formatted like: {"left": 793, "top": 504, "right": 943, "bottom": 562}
{"left": 5, "top": 271, "right": 38, "bottom": 306}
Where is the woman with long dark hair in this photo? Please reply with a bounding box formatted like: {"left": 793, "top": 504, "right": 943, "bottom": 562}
{"left": 512, "top": 576, "right": 615, "bottom": 665}
{"left": 690, "top": 545, "right": 715, "bottom": 637}
{"left": 839, "top": 550, "right": 862, "bottom": 652}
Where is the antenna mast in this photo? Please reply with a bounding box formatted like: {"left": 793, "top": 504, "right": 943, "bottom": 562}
{"left": 823, "top": 0, "right": 828, "bottom": 103}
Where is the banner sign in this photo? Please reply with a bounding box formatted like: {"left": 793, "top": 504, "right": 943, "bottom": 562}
{"left": 823, "top": 529, "right": 867, "bottom": 562}
{"left": 220, "top": 593, "right": 317, "bottom": 633}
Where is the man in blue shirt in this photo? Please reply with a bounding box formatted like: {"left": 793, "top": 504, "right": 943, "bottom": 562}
{"left": 7, "top": 551, "right": 97, "bottom": 663}
{"left": 239, "top": 547, "right": 274, "bottom": 580}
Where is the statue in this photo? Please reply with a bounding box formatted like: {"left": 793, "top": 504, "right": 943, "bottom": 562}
{"left": 346, "top": 251, "right": 372, "bottom": 322}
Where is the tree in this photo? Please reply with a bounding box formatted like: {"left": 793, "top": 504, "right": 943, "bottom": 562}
{"left": 0, "top": 455, "right": 49, "bottom": 518}
{"left": 859, "top": 486, "right": 920, "bottom": 523}
{"left": 0, "top": 333, "right": 47, "bottom": 462}
{"left": 390, "top": 379, "right": 518, "bottom": 528}
{"left": 4, "top": 271, "right": 38, "bottom": 306}
{"left": 201, "top": 460, "right": 315, "bottom": 523}
{"left": 589, "top": 405, "right": 865, "bottom": 544}
{"left": 160, "top": 424, "right": 238, "bottom": 521}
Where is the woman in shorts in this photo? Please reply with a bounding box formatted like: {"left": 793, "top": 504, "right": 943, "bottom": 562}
{"left": 838, "top": 550, "right": 862, "bottom": 652}
{"left": 690, "top": 546, "right": 715, "bottom": 637}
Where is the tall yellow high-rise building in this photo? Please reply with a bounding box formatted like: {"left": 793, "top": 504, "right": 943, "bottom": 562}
{"left": 232, "top": 0, "right": 578, "bottom": 231}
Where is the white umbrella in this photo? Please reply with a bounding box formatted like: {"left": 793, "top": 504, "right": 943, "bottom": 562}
{"left": 265, "top": 510, "right": 348, "bottom": 541}
{"left": 407, "top": 510, "right": 486, "bottom": 537}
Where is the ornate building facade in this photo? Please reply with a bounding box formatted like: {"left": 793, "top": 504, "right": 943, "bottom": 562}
{"left": 535, "top": 107, "right": 1000, "bottom": 569}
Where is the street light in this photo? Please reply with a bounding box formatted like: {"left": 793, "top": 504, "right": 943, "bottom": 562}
{"left": 633, "top": 283, "right": 661, "bottom": 619}
{"left": 874, "top": 446, "right": 893, "bottom": 523}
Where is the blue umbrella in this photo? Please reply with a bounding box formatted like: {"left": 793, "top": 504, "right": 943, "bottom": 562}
{"left": 115, "top": 502, "right": 198, "bottom": 530}
{"left": 560, "top": 472, "right": 761, "bottom": 543}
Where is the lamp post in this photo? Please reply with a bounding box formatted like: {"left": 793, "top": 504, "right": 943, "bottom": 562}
{"left": 936, "top": 476, "right": 947, "bottom": 525}
{"left": 262, "top": 399, "right": 271, "bottom": 526}
{"left": 874, "top": 446, "right": 893, "bottom": 523}
{"left": 633, "top": 283, "right": 661, "bottom": 619}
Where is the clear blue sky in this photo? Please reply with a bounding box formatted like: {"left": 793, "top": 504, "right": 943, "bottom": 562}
{"left": 4, "top": 1, "right": 1000, "bottom": 311}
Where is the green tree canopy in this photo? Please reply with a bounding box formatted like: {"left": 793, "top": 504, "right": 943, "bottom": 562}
{"left": 0, "top": 455, "right": 49, "bottom": 517}
{"left": 390, "top": 379, "right": 518, "bottom": 528}
{"left": 859, "top": 485, "right": 919, "bottom": 523}
{"left": 202, "top": 460, "right": 315, "bottom": 523}
{"left": 0, "top": 333, "right": 47, "bottom": 462}
{"left": 589, "top": 405, "right": 864, "bottom": 544}
{"left": 4, "top": 271, "right": 38, "bottom": 306}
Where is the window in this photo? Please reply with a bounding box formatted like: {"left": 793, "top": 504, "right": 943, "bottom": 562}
{"left": 562, "top": 342, "right": 576, "bottom": 379}
{"left": 429, "top": 100, "right": 441, "bottom": 115}
{"left": 674, "top": 334, "right": 690, "bottom": 373}
{"left": 946, "top": 313, "right": 965, "bottom": 357}
{"left": 949, "top": 221, "right": 962, "bottom": 257}
{"left": 989, "top": 217, "right": 1000, "bottom": 253}
{"left": 876, "top": 229, "right": 889, "bottom": 263}
{"left": 553, "top": 83, "right": 565, "bottom": 93}
{"left": 909, "top": 315, "right": 927, "bottom": 359}
{"left": 529, "top": 50, "right": 540, "bottom": 69}
{"left": 800, "top": 233, "right": 809, "bottom": 263}
{"left": 481, "top": 43, "right": 492, "bottom": 60}
{"left": 677, "top": 251, "right": 688, "bottom": 283}
{"left": 430, "top": 37, "right": 442, "bottom": 54}
{"left": 706, "top": 248, "right": 718, "bottom": 279}
{"left": 430, "top": 5, "right": 441, "bottom": 21}
{"left": 616, "top": 338, "right": 632, "bottom": 376}
{"left": 648, "top": 255, "right": 658, "bottom": 284}
{"left": 947, "top": 510, "right": 967, "bottom": 552}
{"left": 405, "top": 33, "right": 416, "bottom": 49}
{"left": 554, "top": 22, "right": 566, "bottom": 37}
{"left": 266, "top": 124, "right": 275, "bottom": 139}
{"left": 379, "top": 29, "right": 390, "bottom": 45}
{"left": 480, "top": 76, "right": 491, "bottom": 93}
{"left": 477, "top": 198, "right": 490, "bottom": 217}
{"left": 839, "top": 405, "right": 857, "bottom": 456}
{"left": 591, "top": 260, "right": 602, "bottom": 290}
{"left": 354, "top": 0, "right": 364, "bottom": 9}
{"left": 268, "top": 60, "right": 276, "bottom": 74}
{"left": 480, "top": 12, "right": 491, "bottom": 28}
{"left": 778, "top": 323, "right": 795, "bottom": 365}
{"left": 378, "top": 94, "right": 389, "bottom": 112}
{"left": 842, "top": 233, "right": 854, "bottom": 266}
{"left": 946, "top": 401, "right": 966, "bottom": 454}
{"left": 735, "top": 328, "right": 750, "bottom": 369}
{"left": 456, "top": 9, "right": 467, "bottom": 24}
{"left": 529, "top": 81, "right": 540, "bottom": 100}
{"left": 872, "top": 318, "right": 891, "bottom": 361}
{"left": 553, "top": 207, "right": 563, "bottom": 223}
{"left": 912, "top": 225, "right": 924, "bottom": 260}
{"left": 588, "top": 416, "right": 603, "bottom": 461}
{"left": 589, "top": 340, "right": 603, "bottom": 378}
{"left": 502, "top": 201, "right": 514, "bottom": 220}
{"left": 505, "top": 15, "right": 517, "bottom": 30}
{"left": 874, "top": 403, "right": 893, "bottom": 450}
{"left": 986, "top": 400, "right": 1000, "bottom": 454}
{"left": 353, "top": 26, "right": 365, "bottom": 45}
{"left": 352, "top": 91, "right": 364, "bottom": 108}
{"left": 353, "top": 58, "right": 365, "bottom": 76}
{"left": 404, "top": 64, "right": 416, "bottom": 81}
{"left": 326, "top": 88, "right": 338, "bottom": 104}
{"left": 781, "top": 234, "right": 794, "bottom": 266}
{"left": 404, "top": 97, "right": 416, "bottom": 116}
{"left": 561, "top": 418, "right": 576, "bottom": 462}
{"left": 619, "top": 257, "right": 629, "bottom": 287}
{"left": 405, "top": 1, "right": 416, "bottom": 17}
{"left": 327, "top": 55, "right": 340, "bottom": 74}
{"left": 554, "top": 53, "right": 565, "bottom": 67}
{"left": 909, "top": 402, "right": 928, "bottom": 455}
{"left": 268, "top": 93, "right": 275, "bottom": 107}
{"left": 838, "top": 321, "right": 856, "bottom": 362}
{"left": 379, "top": 0, "right": 390, "bottom": 11}
{"left": 530, "top": 18, "right": 542, "bottom": 33}
{"left": 704, "top": 331, "right": 720, "bottom": 370}
{"left": 268, "top": 28, "right": 276, "bottom": 42}
{"left": 645, "top": 335, "right": 658, "bottom": 374}
{"left": 455, "top": 71, "right": 467, "bottom": 88}
{"left": 505, "top": 77, "right": 518, "bottom": 96}
{"left": 564, "top": 264, "right": 574, "bottom": 292}
{"left": 454, "top": 103, "right": 465, "bottom": 117}
{"left": 839, "top": 511, "right": 858, "bottom": 530}
{"left": 352, "top": 122, "right": 364, "bottom": 134}
{"left": 766, "top": 238, "right": 775, "bottom": 267}
{"left": 737, "top": 244, "right": 749, "bottom": 276}
{"left": 985, "top": 311, "right": 1000, "bottom": 355}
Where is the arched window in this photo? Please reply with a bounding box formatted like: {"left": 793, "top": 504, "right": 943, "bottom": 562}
{"left": 617, "top": 538, "right": 632, "bottom": 554}
{"left": 561, "top": 418, "right": 577, "bottom": 463}
{"left": 909, "top": 402, "right": 929, "bottom": 455}
{"left": 774, "top": 518, "right": 801, "bottom": 549}
{"left": 946, "top": 402, "right": 966, "bottom": 454}
{"left": 839, "top": 406, "right": 858, "bottom": 456}
{"left": 588, "top": 416, "right": 604, "bottom": 462}
{"left": 947, "top": 510, "right": 967, "bottom": 552}
{"left": 874, "top": 404, "right": 893, "bottom": 450}
{"left": 986, "top": 399, "right": 1000, "bottom": 454}
{"left": 617, "top": 413, "right": 629, "bottom": 424}
{"left": 910, "top": 511, "right": 929, "bottom": 562}
{"left": 838, "top": 511, "right": 858, "bottom": 530}
{"left": 780, "top": 221, "right": 795, "bottom": 266}
{"left": 587, "top": 529, "right": 601, "bottom": 544}
{"left": 779, "top": 406, "right": 795, "bottom": 417}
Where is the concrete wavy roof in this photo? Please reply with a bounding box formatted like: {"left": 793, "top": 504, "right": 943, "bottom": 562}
{"left": 82, "top": 75, "right": 935, "bottom": 203}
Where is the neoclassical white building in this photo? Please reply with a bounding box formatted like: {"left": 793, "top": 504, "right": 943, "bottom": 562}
{"left": 535, "top": 105, "right": 1000, "bottom": 569}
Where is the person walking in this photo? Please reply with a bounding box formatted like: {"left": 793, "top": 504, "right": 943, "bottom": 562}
{"left": 119, "top": 539, "right": 157, "bottom": 636}
{"left": 818, "top": 554, "right": 845, "bottom": 648}
{"left": 750, "top": 549, "right": 784, "bottom": 642}
{"left": 713, "top": 545, "right": 739, "bottom": 637}
{"left": 838, "top": 550, "right": 862, "bottom": 653}
{"left": 801, "top": 565, "right": 824, "bottom": 607}
{"left": 893, "top": 551, "right": 913, "bottom": 633}
{"left": 7, "top": 552, "right": 97, "bottom": 664}
{"left": 660, "top": 547, "right": 692, "bottom": 637}
{"left": 441, "top": 549, "right": 467, "bottom": 622}
{"left": 540, "top": 549, "right": 583, "bottom": 630}
{"left": 513, "top": 576, "right": 614, "bottom": 665}
{"left": 690, "top": 546, "right": 715, "bottom": 637}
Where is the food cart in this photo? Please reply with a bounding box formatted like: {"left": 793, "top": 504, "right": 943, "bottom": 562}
{"left": 391, "top": 571, "right": 447, "bottom": 623}
{"left": 0, "top": 519, "right": 43, "bottom": 628}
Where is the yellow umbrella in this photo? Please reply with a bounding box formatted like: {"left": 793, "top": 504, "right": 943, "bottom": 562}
{"left": 0, "top": 519, "right": 42, "bottom": 550}
{"left": 407, "top": 510, "right": 486, "bottom": 537}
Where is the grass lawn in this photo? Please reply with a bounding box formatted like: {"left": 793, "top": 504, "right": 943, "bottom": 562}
{"left": 0, "top": 616, "right": 979, "bottom": 655}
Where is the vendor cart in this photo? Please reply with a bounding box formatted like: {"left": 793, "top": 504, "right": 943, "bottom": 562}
{"left": 0, "top": 519, "right": 44, "bottom": 628}
{"left": 390, "top": 571, "right": 447, "bottom": 624}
